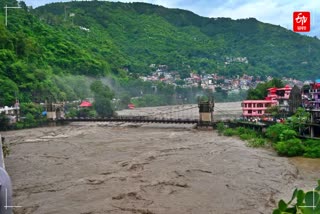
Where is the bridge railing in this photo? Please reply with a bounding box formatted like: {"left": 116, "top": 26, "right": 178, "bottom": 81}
{"left": 0, "top": 134, "right": 12, "bottom": 214}
{"left": 59, "top": 116, "right": 200, "bottom": 124}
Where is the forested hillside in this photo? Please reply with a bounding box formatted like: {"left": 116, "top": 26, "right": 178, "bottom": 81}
{"left": 0, "top": 0, "right": 320, "bottom": 106}
{"left": 0, "top": 0, "right": 128, "bottom": 105}
{"left": 34, "top": 1, "right": 320, "bottom": 79}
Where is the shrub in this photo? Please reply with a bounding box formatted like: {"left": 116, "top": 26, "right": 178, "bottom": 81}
{"left": 236, "top": 127, "right": 247, "bottom": 135}
{"left": 246, "top": 138, "right": 266, "bottom": 147}
{"left": 280, "top": 129, "right": 297, "bottom": 141}
{"left": 223, "top": 128, "right": 237, "bottom": 136}
{"left": 24, "top": 113, "right": 37, "bottom": 128}
{"left": 240, "top": 133, "right": 252, "bottom": 141}
{"left": 15, "top": 122, "right": 24, "bottom": 129}
{"left": 88, "top": 110, "right": 97, "bottom": 118}
{"left": 266, "top": 123, "right": 291, "bottom": 143}
{"left": 303, "top": 140, "right": 320, "bottom": 158}
{"left": 273, "top": 180, "right": 320, "bottom": 214}
{"left": 216, "top": 122, "right": 225, "bottom": 135}
{"left": 275, "top": 138, "right": 304, "bottom": 157}
{"left": 237, "top": 127, "right": 258, "bottom": 137}
{"left": 66, "top": 108, "right": 78, "bottom": 118}
{"left": 0, "top": 114, "right": 10, "bottom": 131}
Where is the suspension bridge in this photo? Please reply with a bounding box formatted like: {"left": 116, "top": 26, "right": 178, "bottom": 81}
{"left": 58, "top": 102, "right": 243, "bottom": 126}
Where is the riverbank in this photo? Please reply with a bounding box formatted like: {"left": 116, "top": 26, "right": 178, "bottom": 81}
{"left": 3, "top": 122, "right": 320, "bottom": 214}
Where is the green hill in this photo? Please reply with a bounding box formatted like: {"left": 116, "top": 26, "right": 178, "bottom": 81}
{"left": 0, "top": 0, "right": 320, "bottom": 105}
{"left": 34, "top": 1, "right": 320, "bottom": 79}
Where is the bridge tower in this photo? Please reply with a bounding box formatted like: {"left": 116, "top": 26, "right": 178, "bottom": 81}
{"left": 198, "top": 96, "right": 214, "bottom": 126}
{"left": 45, "top": 102, "right": 65, "bottom": 120}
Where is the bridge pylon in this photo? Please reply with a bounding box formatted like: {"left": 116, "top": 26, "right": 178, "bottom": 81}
{"left": 198, "top": 96, "right": 214, "bottom": 126}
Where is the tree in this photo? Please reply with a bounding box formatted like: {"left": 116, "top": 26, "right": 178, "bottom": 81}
{"left": 90, "top": 80, "right": 114, "bottom": 117}
{"left": 119, "top": 93, "right": 131, "bottom": 109}
{"left": 265, "top": 123, "right": 290, "bottom": 143}
{"left": 247, "top": 78, "right": 284, "bottom": 100}
{"left": 287, "top": 107, "right": 310, "bottom": 135}
{"left": 265, "top": 106, "right": 280, "bottom": 117}
{"left": 0, "top": 113, "right": 10, "bottom": 131}
{"left": 0, "top": 77, "right": 19, "bottom": 106}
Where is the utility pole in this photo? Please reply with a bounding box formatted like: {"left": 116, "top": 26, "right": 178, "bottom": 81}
{"left": 64, "top": 5, "right": 67, "bottom": 21}
{"left": 4, "top": 5, "right": 21, "bottom": 27}
{"left": 64, "top": 5, "right": 70, "bottom": 22}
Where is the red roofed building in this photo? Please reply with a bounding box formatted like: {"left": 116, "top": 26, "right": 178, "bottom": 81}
{"left": 128, "top": 103, "right": 135, "bottom": 109}
{"left": 79, "top": 101, "right": 93, "bottom": 107}
{"left": 242, "top": 85, "right": 292, "bottom": 118}
{"left": 276, "top": 85, "right": 292, "bottom": 111}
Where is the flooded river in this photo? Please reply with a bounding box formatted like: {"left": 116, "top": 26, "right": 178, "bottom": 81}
{"left": 2, "top": 103, "right": 320, "bottom": 214}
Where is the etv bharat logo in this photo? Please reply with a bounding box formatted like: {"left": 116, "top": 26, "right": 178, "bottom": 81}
{"left": 293, "top": 12, "right": 310, "bottom": 32}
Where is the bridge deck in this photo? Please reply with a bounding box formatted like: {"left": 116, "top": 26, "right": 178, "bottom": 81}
{"left": 59, "top": 117, "right": 200, "bottom": 124}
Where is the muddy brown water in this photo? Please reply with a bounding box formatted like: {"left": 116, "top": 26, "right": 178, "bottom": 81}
{"left": 2, "top": 103, "right": 320, "bottom": 214}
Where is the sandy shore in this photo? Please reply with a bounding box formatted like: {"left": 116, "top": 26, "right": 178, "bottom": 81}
{"left": 3, "top": 120, "right": 320, "bottom": 214}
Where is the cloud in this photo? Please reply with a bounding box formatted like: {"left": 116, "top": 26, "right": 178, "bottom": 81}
{"left": 25, "top": 0, "right": 69, "bottom": 8}
{"left": 207, "top": 0, "right": 320, "bottom": 36}
{"left": 209, "top": 1, "right": 287, "bottom": 25}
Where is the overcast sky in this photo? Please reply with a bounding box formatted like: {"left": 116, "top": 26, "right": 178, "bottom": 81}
{"left": 22, "top": 0, "right": 320, "bottom": 36}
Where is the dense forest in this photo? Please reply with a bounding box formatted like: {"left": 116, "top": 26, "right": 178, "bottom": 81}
{"left": 0, "top": 0, "right": 320, "bottom": 107}
{"left": 34, "top": 1, "right": 320, "bottom": 79}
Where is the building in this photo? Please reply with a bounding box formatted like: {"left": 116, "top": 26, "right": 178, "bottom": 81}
{"left": 301, "top": 80, "right": 320, "bottom": 138}
{"left": 79, "top": 101, "right": 93, "bottom": 108}
{"left": 242, "top": 85, "right": 292, "bottom": 118}
{"left": 308, "top": 80, "right": 320, "bottom": 109}
{"left": 0, "top": 101, "right": 20, "bottom": 123}
{"left": 275, "top": 85, "right": 292, "bottom": 112}
{"left": 0, "top": 106, "right": 19, "bottom": 115}
{"left": 242, "top": 100, "right": 277, "bottom": 117}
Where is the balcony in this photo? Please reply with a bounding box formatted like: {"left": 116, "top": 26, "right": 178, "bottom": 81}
{"left": 242, "top": 107, "right": 267, "bottom": 111}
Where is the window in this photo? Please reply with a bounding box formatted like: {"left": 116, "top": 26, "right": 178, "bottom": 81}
{"left": 276, "top": 90, "right": 285, "bottom": 97}
{"left": 248, "top": 103, "right": 252, "bottom": 108}
{"left": 248, "top": 110, "right": 252, "bottom": 114}
{"left": 257, "top": 103, "right": 263, "bottom": 108}
{"left": 258, "top": 110, "right": 262, "bottom": 114}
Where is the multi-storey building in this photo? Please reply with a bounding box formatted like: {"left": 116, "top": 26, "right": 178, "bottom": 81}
{"left": 308, "top": 80, "right": 320, "bottom": 109}
{"left": 242, "top": 85, "right": 292, "bottom": 118}
{"left": 274, "top": 85, "right": 292, "bottom": 112}
{"left": 242, "top": 100, "right": 277, "bottom": 117}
